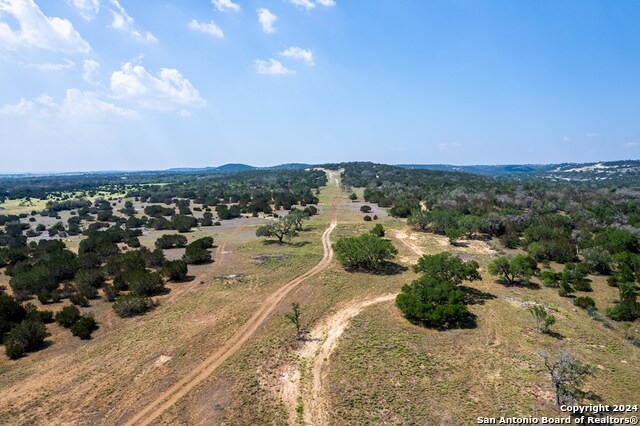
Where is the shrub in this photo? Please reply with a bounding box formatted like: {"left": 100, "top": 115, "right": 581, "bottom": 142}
{"left": 360, "top": 205, "right": 372, "bottom": 213}
{"left": 128, "top": 270, "right": 165, "bottom": 296}
{"left": 370, "top": 223, "right": 385, "bottom": 238}
{"left": 529, "top": 305, "right": 556, "bottom": 334}
{"left": 155, "top": 234, "right": 188, "bottom": 250}
{"left": 163, "top": 260, "right": 188, "bottom": 281}
{"left": 70, "top": 294, "right": 90, "bottom": 307}
{"left": 333, "top": 233, "right": 398, "bottom": 273}
{"left": 103, "top": 284, "right": 119, "bottom": 302}
{"left": 55, "top": 305, "right": 81, "bottom": 328}
{"left": 183, "top": 246, "right": 212, "bottom": 265}
{"left": 574, "top": 296, "right": 596, "bottom": 310}
{"left": 363, "top": 215, "right": 372, "bottom": 222}
{"left": 76, "top": 281, "right": 98, "bottom": 299}
{"left": 396, "top": 276, "right": 472, "bottom": 327}
{"left": 70, "top": 316, "right": 96, "bottom": 340}
{"left": 3, "top": 319, "right": 49, "bottom": 359}
{"left": 189, "top": 236, "right": 214, "bottom": 249}
{"left": 112, "top": 294, "right": 154, "bottom": 318}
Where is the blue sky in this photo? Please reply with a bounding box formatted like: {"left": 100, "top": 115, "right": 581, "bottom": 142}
{"left": 0, "top": 0, "right": 639, "bottom": 172}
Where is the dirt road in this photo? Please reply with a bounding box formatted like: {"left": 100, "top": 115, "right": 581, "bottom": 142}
{"left": 299, "top": 294, "right": 397, "bottom": 425}
{"left": 124, "top": 172, "right": 341, "bottom": 426}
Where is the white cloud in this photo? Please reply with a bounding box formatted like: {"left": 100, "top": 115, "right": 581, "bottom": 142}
{"left": 0, "top": 98, "right": 34, "bottom": 115}
{"left": 31, "top": 58, "right": 76, "bottom": 71}
{"left": 0, "top": 0, "right": 91, "bottom": 53}
{"left": 108, "top": 0, "right": 157, "bottom": 43}
{"left": 562, "top": 136, "right": 571, "bottom": 142}
{"left": 62, "top": 88, "right": 138, "bottom": 118}
{"left": 212, "top": 0, "right": 240, "bottom": 12}
{"left": 316, "top": 0, "right": 336, "bottom": 6}
{"left": 622, "top": 142, "right": 638, "bottom": 148}
{"left": 67, "top": 0, "right": 100, "bottom": 21}
{"left": 82, "top": 59, "right": 100, "bottom": 83}
{"left": 254, "top": 58, "right": 294, "bottom": 75}
{"left": 0, "top": 89, "right": 138, "bottom": 119}
{"left": 288, "top": 0, "right": 315, "bottom": 10}
{"left": 110, "top": 62, "right": 206, "bottom": 112}
{"left": 257, "top": 8, "right": 276, "bottom": 33}
{"left": 281, "top": 47, "right": 315, "bottom": 65}
{"left": 189, "top": 19, "right": 223, "bottom": 39}
{"left": 585, "top": 132, "right": 600, "bottom": 138}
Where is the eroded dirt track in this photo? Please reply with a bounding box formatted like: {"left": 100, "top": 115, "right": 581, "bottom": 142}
{"left": 124, "top": 172, "right": 340, "bottom": 426}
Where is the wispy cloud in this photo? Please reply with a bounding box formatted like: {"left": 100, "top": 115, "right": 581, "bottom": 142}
{"left": 0, "top": 0, "right": 91, "bottom": 54}
{"left": 288, "top": 0, "right": 315, "bottom": 10}
{"left": 622, "top": 142, "right": 638, "bottom": 148}
{"left": 189, "top": 19, "right": 224, "bottom": 39}
{"left": 0, "top": 89, "right": 138, "bottom": 119}
{"left": 31, "top": 58, "right": 76, "bottom": 71}
{"left": 254, "top": 58, "right": 294, "bottom": 75}
{"left": 110, "top": 62, "right": 206, "bottom": 112}
{"left": 562, "top": 136, "right": 571, "bottom": 142}
{"left": 585, "top": 132, "right": 600, "bottom": 138}
{"left": 212, "top": 0, "right": 240, "bottom": 12}
{"left": 82, "top": 59, "right": 100, "bottom": 84}
{"left": 257, "top": 8, "right": 276, "bottom": 34}
{"left": 67, "top": 0, "right": 100, "bottom": 21}
{"left": 108, "top": 0, "right": 157, "bottom": 43}
{"left": 281, "top": 47, "right": 315, "bottom": 66}
{"left": 316, "top": 0, "right": 336, "bottom": 6}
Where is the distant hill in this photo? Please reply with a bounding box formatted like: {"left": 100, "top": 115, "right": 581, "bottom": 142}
{"left": 165, "top": 163, "right": 311, "bottom": 173}
{"left": 398, "top": 160, "right": 640, "bottom": 182}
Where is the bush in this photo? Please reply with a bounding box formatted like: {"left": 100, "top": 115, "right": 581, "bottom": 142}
{"left": 574, "top": 296, "right": 596, "bottom": 310}
{"left": 55, "top": 305, "right": 81, "bottom": 328}
{"left": 360, "top": 205, "right": 372, "bottom": 213}
{"left": 183, "top": 245, "right": 212, "bottom": 265}
{"left": 112, "top": 294, "right": 154, "bottom": 318}
{"left": 163, "top": 260, "right": 188, "bottom": 281}
{"left": 128, "top": 270, "right": 165, "bottom": 296}
{"left": 70, "top": 294, "right": 90, "bottom": 307}
{"left": 3, "top": 319, "right": 49, "bottom": 359}
{"left": 76, "top": 281, "right": 98, "bottom": 299}
{"left": 103, "top": 284, "right": 119, "bottom": 302}
{"left": 333, "top": 233, "right": 398, "bottom": 273}
{"left": 189, "top": 236, "right": 214, "bottom": 249}
{"left": 363, "top": 215, "right": 372, "bottom": 222}
{"left": 70, "top": 316, "right": 96, "bottom": 340}
{"left": 155, "top": 234, "right": 188, "bottom": 250}
{"left": 370, "top": 224, "right": 385, "bottom": 238}
{"left": 396, "top": 276, "right": 472, "bottom": 327}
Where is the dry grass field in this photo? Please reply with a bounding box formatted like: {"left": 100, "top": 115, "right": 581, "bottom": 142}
{"left": 1, "top": 173, "right": 639, "bottom": 425}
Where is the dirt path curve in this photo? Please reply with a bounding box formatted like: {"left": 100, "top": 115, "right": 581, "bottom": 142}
{"left": 285, "top": 229, "right": 425, "bottom": 425}
{"left": 299, "top": 294, "right": 397, "bottom": 425}
{"left": 124, "top": 171, "right": 341, "bottom": 426}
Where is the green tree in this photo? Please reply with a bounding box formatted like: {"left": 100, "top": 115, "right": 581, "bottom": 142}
{"left": 488, "top": 255, "right": 538, "bottom": 285}
{"left": 128, "top": 270, "right": 165, "bottom": 296}
{"left": 445, "top": 227, "right": 464, "bottom": 246}
{"left": 284, "top": 302, "right": 303, "bottom": 339}
{"left": 370, "top": 223, "right": 385, "bottom": 238}
{"left": 396, "top": 276, "right": 472, "bottom": 327}
{"left": 55, "top": 305, "right": 81, "bottom": 328}
{"left": 163, "top": 260, "right": 188, "bottom": 281}
{"left": 407, "top": 210, "right": 430, "bottom": 231}
{"left": 581, "top": 247, "right": 612, "bottom": 275}
{"left": 256, "top": 215, "right": 298, "bottom": 243}
{"left": 70, "top": 316, "right": 96, "bottom": 340}
{"left": 112, "top": 294, "right": 154, "bottom": 318}
{"left": 333, "top": 233, "right": 398, "bottom": 272}
{"left": 413, "top": 252, "right": 481, "bottom": 285}
{"left": 3, "top": 319, "right": 49, "bottom": 359}
{"left": 606, "top": 282, "right": 639, "bottom": 321}
{"left": 529, "top": 305, "right": 556, "bottom": 334}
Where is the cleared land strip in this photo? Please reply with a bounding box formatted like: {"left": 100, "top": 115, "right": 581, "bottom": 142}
{"left": 124, "top": 174, "right": 340, "bottom": 426}
{"left": 290, "top": 229, "right": 425, "bottom": 425}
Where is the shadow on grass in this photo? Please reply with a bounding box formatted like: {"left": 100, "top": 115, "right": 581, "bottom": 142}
{"left": 345, "top": 262, "right": 408, "bottom": 276}
{"left": 497, "top": 279, "right": 541, "bottom": 290}
{"left": 169, "top": 274, "right": 196, "bottom": 284}
{"left": 544, "top": 330, "right": 565, "bottom": 340}
{"left": 406, "top": 313, "right": 478, "bottom": 331}
{"left": 261, "top": 240, "right": 311, "bottom": 247}
{"left": 461, "top": 286, "right": 497, "bottom": 305}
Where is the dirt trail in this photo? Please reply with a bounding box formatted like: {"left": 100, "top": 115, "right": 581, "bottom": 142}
{"left": 124, "top": 171, "right": 341, "bottom": 426}
{"left": 281, "top": 229, "right": 426, "bottom": 425}
{"left": 296, "top": 294, "right": 397, "bottom": 425}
